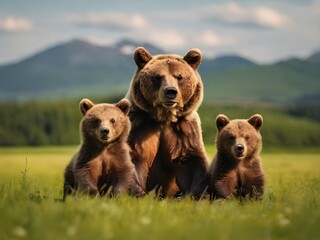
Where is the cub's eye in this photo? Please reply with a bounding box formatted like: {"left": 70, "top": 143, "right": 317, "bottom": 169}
{"left": 229, "top": 135, "right": 235, "bottom": 141}
{"left": 245, "top": 135, "right": 250, "bottom": 141}
{"left": 92, "top": 118, "right": 101, "bottom": 125}
{"left": 110, "top": 118, "right": 116, "bottom": 124}
{"left": 176, "top": 74, "right": 183, "bottom": 81}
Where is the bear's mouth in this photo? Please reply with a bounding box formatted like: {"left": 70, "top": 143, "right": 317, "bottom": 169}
{"left": 235, "top": 153, "right": 244, "bottom": 158}
{"left": 162, "top": 101, "right": 177, "bottom": 109}
{"left": 234, "top": 153, "right": 245, "bottom": 160}
{"left": 99, "top": 134, "right": 109, "bottom": 142}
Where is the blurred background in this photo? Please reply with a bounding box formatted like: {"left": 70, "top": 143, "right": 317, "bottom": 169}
{"left": 0, "top": 0, "right": 319, "bottom": 148}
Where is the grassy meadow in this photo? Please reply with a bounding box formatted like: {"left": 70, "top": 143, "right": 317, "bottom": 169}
{"left": 0, "top": 146, "right": 319, "bottom": 240}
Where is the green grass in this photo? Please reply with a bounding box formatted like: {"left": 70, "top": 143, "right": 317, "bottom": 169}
{"left": 0, "top": 146, "right": 319, "bottom": 240}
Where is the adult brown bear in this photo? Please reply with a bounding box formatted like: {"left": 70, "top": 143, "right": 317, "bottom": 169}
{"left": 126, "top": 47, "right": 208, "bottom": 199}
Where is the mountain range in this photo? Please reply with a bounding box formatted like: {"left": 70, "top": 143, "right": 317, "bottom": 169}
{"left": 0, "top": 39, "right": 319, "bottom": 104}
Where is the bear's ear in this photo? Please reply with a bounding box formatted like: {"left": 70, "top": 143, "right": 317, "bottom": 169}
{"left": 116, "top": 98, "right": 131, "bottom": 115}
{"left": 79, "top": 98, "right": 94, "bottom": 116}
{"left": 134, "top": 47, "right": 152, "bottom": 69}
{"left": 216, "top": 114, "right": 230, "bottom": 131}
{"left": 183, "top": 48, "right": 202, "bottom": 69}
{"left": 248, "top": 114, "right": 263, "bottom": 131}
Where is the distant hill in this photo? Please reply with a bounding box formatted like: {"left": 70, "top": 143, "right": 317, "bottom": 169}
{"left": 0, "top": 39, "right": 319, "bottom": 104}
{"left": 0, "top": 39, "right": 163, "bottom": 101}
{"left": 199, "top": 55, "right": 256, "bottom": 73}
{"left": 202, "top": 58, "right": 320, "bottom": 104}
{"left": 307, "top": 51, "right": 320, "bottom": 64}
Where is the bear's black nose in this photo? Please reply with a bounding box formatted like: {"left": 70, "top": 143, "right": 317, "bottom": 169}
{"left": 100, "top": 128, "right": 110, "bottom": 136}
{"left": 164, "top": 87, "right": 178, "bottom": 100}
{"left": 235, "top": 144, "right": 244, "bottom": 154}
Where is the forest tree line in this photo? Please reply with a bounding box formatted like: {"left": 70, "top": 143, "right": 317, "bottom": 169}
{"left": 0, "top": 97, "right": 319, "bottom": 148}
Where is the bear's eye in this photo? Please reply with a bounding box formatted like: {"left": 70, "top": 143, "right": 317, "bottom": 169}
{"left": 110, "top": 118, "right": 116, "bottom": 124}
{"left": 245, "top": 135, "right": 250, "bottom": 141}
{"left": 229, "top": 135, "right": 235, "bottom": 141}
{"left": 155, "top": 74, "right": 162, "bottom": 80}
{"left": 92, "top": 118, "right": 101, "bottom": 126}
{"left": 176, "top": 74, "right": 183, "bottom": 81}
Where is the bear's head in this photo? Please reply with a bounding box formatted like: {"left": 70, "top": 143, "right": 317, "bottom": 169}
{"left": 79, "top": 98, "right": 131, "bottom": 144}
{"left": 215, "top": 114, "right": 263, "bottom": 160}
{"left": 126, "top": 47, "right": 203, "bottom": 122}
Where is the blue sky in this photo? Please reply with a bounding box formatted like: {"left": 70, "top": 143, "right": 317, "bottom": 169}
{"left": 0, "top": 0, "right": 319, "bottom": 64}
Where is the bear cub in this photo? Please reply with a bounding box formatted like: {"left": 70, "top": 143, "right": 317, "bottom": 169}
{"left": 63, "top": 98, "right": 145, "bottom": 200}
{"left": 208, "top": 114, "right": 265, "bottom": 200}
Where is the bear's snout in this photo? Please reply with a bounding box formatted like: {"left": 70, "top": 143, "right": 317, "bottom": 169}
{"left": 164, "top": 87, "right": 178, "bottom": 100}
{"left": 232, "top": 142, "right": 246, "bottom": 159}
{"left": 160, "top": 86, "right": 180, "bottom": 110}
{"left": 235, "top": 144, "right": 244, "bottom": 155}
{"left": 99, "top": 128, "right": 110, "bottom": 140}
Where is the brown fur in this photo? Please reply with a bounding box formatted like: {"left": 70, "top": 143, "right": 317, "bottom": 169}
{"left": 208, "top": 114, "right": 265, "bottom": 200}
{"left": 126, "top": 47, "right": 208, "bottom": 199}
{"left": 63, "top": 98, "right": 145, "bottom": 200}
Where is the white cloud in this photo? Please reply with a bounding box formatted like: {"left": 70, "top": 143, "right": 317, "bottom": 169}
{"left": 207, "top": 2, "right": 290, "bottom": 29}
{"left": 72, "top": 12, "right": 148, "bottom": 30}
{"left": 147, "top": 29, "right": 186, "bottom": 49}
{"left": 0, "top": 16, "right": 33, "bottom": 32}
{"left": 254, "top": 6, "right": 290, "bottom": 28}
{"left": 197, "top": 30, "right": 232, "bottom": 46}
{"left": 84, "top": 36, "right": 113, "bottom": 46}
{"left": 120, "top": 45, "right": 136, "bottom": 55}
{"left": 71, "top": 12, "right": 187, "bottom": 50}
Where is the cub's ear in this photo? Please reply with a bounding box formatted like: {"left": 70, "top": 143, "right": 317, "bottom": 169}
{"left": 116, "top": 98, "right": 131, "bottom": 115}
{"left": 184, "top": 48, "right": 202, "bottom": 69}
{"left": 248, "top": 114, "right": 263, "bottom": 131}
{"left": 216, "top": 114, "right": 230, "bottom": 131}
{"left": 134, "top": 47, "right": 152, "bottom": 69}
{"left": 79, "top": 98, "right": 94, "bottom": 116}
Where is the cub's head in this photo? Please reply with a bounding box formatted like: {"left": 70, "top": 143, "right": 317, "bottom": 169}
{"left": 215, "top": 114, "right": 263, "bottom": 160}
{"left": 79, "top": 98, "right": 131, "bottom": 144}
{"left": 127, "top": 47, "right": 203, "bottom": 122}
